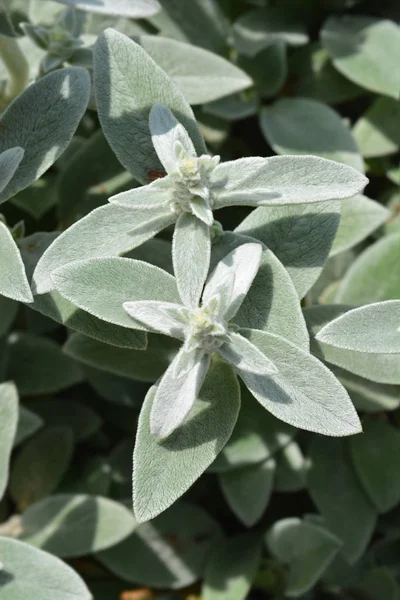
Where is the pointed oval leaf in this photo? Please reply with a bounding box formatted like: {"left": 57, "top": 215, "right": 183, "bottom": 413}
{"left": 0, "top": 67, "right": 90, "bottom": 202}
{"left": 353, "top": 97, "right": 400, "bottom": 158}
{"left": 94, "top": 29, "right": 205, "bottom": 185}
{"left": 54, "top": 0, "right": 161, "bottom": 18}
{"left": 307, "top": 437, "right": 377, "bottom": 563}
{"left": 0, "top": 221, "right": 32, "bottom": 302}
{"left": 260, "top": 98, "right": 364, "bottom": 172}
{"left": 0, "top": 147, "right": 24, "bottom": 194}
{"left": 0, "top": 537, "right": 91, "bottom": 600}
{"left": 18, "top": 494, "right": 136, "bottom": 557}
{"left": 239, "top": 329, "right": 361, "bottom": 437}
{"left": 321, "top": 16, "right": 400, "bottom": 99}
{"left": 98, "top": 502, "right": 221, "bottom": 589}
{"left": 0, "top": 382, "right": 18, "bottom": 500}
{"left": 133, "top": 360, "right": 240, "bottom": 522}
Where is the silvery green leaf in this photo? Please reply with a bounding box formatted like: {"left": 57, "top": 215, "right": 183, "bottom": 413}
{"left": 221, "top": 332, "right": 277, "bottom": 376}
{"left": 233, "top": 6, "right": 308, "bottom": 57}
{"left": 332, "top": 365, "right": 400, "bottom": 413}
{"left": 9, "top": 426, "right": 74, "bottom": 510}
{"left": 307, "top": 437, "right": 376, "bottom": 563}
{"left": 204, "top": 242, "right": 262, "bottom": 320}
{"left": 190, "top": 196, "right": 213, "bottom": 226}
{"left": 149, "top": 103, "right": 196, "bottom": 174}
{"left": 150, "top": 350, "right": 209, "bottom": 439}
{"left": 173, "top": 213, "right": 211, "bottom": 308}
{"left": 33, "top": 203, "right": 174, "bottom": 295}
{"left": 7, "top": 332, "right": 82, "bottom": 395}
{"left": 266, "top": 518, "right": 342, "bottom": 597}
{"left": 94, "top": 29, "right": 205, "bottom": 184}
{"left": 54, "top": 0, "right": 161, "bottom": 18}
{"left": 123, "top": 300, "right": 185, "bottom": 337}
{"left": 133, "top": 360, "right": 240, "bottom": 522}
{"left": 203, "top": 534, "right": 262, "bottom": 600}
{"left": 235, "top": 202, "right": 341, "bottom": 299}
{"left": 0, "top": 68, "right": 90, "bottom": 202}
{"left": 316, "top": 300, "right": 400, "bottom": 354}
{"left": 97, "top": 502, "right": 221, "bottom": 589}
{"left": 330, "top": 195, "right": 389, "bottom": 257}
{"left": 0, "top": 221, "right": 33, "bottom": 303}
{"left": 260, "top": 98, "right": 364, "bottom": 172}
{"left": 0, "top": 382, "right": 18, "bottom": 500}
{"left": 0, "top": 537, "right": 91, "bottom": 600}
{"left": 18, "top": 494, "right": 136, "bottom": 557}
{"left": 14, "top": 406, "right": 43, "bottom": 447}
{"left": 108, "top": 178, "right": 171, "bottom": 209}
{"left": 239, "top": 329, "right": 361, "bottom": 436}
{"left": 52, "top": 257, "right": 180, "bottom": 330}
{"left": 219, "top": 458, "right": 275, "bottom": 526}
{"left": 65, "top": 332, "right": 179, "bottom": 382}
{"left": 350, "top": 418, "right": 400, "bottom": 513}
{"left": 137, "top": 35, "right": 252, "bottom": 105}
{"left": 336, "top": 232, "right": 400, "bottom": 304}
{"left": 353, "top": 97, "right": 400, "bottom": 158}
{"left": 212, "top": 156, "right": 367, "bottom": 209}
{"left": 0, "top": 147, "right": 24, "bottom": 194}
{"left": 322, "top": 16, "right": 400, "bottom": 99}
{"left": 305, "top": 305, "right": 400, "bottom": 385}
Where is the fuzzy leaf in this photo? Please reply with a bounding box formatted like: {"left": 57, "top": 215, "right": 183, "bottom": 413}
{"left": 54, "top": 0, "right": 161, "bottom": 18}
{"left": 94, "top": 29, "right": 205, "bottom": 184}
{"left": 239, "top": 329, "right": 361, "bottom": 436}
{"left": 203, "top": 534, "right": 262, "bottom": 600}
{"left": 221, "top": 332, "right": 277, "bottom": 376}
{"left": 260, "top": 98, "right": 364, "bottom": 172}
{"left": 133, "top": 360, "right": 240, "bottom": 521}
{"left": 236, "top": 202, "right": 340, "bottom": 299}
{"left": 9, "top": 427, "right": 74, "bottom": 510}
{"left": 52, "top": 257, "right": 180, "bottom": 329}
{"left": 173, "top": 213, "right": 211, "bottom": 308}
{"left": 149, "top": 103, "right": 195, "bottom": 173}
{"left": 353, "top": 97, "right": 400, "bottom": 158}
{"left": 0, "top": 382, "right": 18, "bottom": 500}
{"left": 18, "top": 494, "right": 136, "bottom": 557}
{"left": 219, "top": 459, "right": 275, "bottom": 527}
{"left": 307, "top": 437, "right": 376, "bottom": 563}
{"left": 322, "top": 16, "right": 400, "bottom": 99}
{"left": 123, "top": 301, "right": 185, "bottom": 337}
{"left": 330, "top": 195, "right": 389, "bottom": 257}
{"left": 316, "top": 300, "right": 400, "bottom": 354}
{"left": 0, "top": 68, "right": 90, "bottom": 202}
{"left": 98, "top": 502, "right": 221, "bottom": 589}
{"left": 350, "top": 418, "right": 400, "bottom": 513}
{"left": 212, "top": 155, "right": 367, "bottom": 209}
{"left": 0, "top": 537, "right": 91, "bottom": 600}
{"left": 0, "top": 147, "right": 24, "bottom": 194}
{"left": 0, "top": 221, "right": 33, "bottom": 303}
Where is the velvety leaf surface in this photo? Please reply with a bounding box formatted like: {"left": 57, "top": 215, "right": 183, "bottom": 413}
{"left": 0, "top": 221, "right": 33, "bottom": 303}
{"left": 0, "top": 382, "right": 18, "bottom": 500}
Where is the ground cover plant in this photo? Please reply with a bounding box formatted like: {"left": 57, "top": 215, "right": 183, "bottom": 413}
{"left": 0, "top": 0, "right": 400, "bottom": 598}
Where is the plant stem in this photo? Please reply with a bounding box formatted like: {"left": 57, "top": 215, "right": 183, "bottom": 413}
{"left": 0, "top": 35, "right": 29, "bottom": 101}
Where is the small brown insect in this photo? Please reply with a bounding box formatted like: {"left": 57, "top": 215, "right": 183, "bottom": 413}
{"left": 120, "top": 587, "right": 154, "bottom": 600}
{"left": 146, "top": 169, "right": 166, "bottom": 182}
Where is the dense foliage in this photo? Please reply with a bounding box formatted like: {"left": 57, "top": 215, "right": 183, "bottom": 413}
{"left": 0, "top": 0, "right": 400, "bottom": 599}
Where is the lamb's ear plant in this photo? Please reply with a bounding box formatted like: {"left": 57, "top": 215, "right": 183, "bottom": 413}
{"left": 2, "top": 1, "right": 400, "bottom": 599}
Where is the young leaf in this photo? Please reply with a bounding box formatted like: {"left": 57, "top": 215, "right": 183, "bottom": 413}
{"left": 52, "top": 257, "right": 180, "bottom": 329}
{"left": 173, "top": 213, "right": 211, "bottom": 308}
{"left": 350, "top": 418, "right": 400, "bottom": 513}
{"left": 0, "top": 537, "right": 91, "bottom": 600}
{"left": 330, "top": 195, "right": 389, "bottom": 257}
{"left": 266, "top": 518, "right": 342, "bottom": 597}
{"left": 239, "top": 329, "right": 361, "bottom": 436}
{"left": 316, "top": 300, "right": 400, "bottom": 354}
{"left": 137, "top": 35, "right": 252, "bottom": 105}
{"left": 353, "top": 97, "right": 400, "bottom": 158}
{"left": 307, "top": 437, "right": 377, "bottom": 563}
{"left": 133, "top": 360, "right": 240, "bottom": 522}
{"left": 94, "top": 29, "right": 205, "bottom": 184}
{"left": 7, "top": 332, "right": 83, "bottom": 395}
{"left": 0, "top": 382, "right": 18, "bottom": 500}
{"left": 219, "top": 458, "right": 275, "bottom": 526}
{"left": 0, "top": 147, "right": 24, "bottom": 193}
{"left": 0, "top": 221, "right": 33, "bottom": 303}
{"left": 235, "top": 201, "right": 341, "bottom": 299}
{"left": 202, "top": 534, "right": 262, "bottom": 600}
{"left": 260, "top": 98, "right": 364, "bottom": 172}
{"left": 18, "top": 494, "right": 136, "bottom": 557}
{"left": 54, "top": 0, "right": 161, "bottom": 18}
{"left": 9, "top": 426, "right": 74, "bottom": 510}
{"left": 98, "top": 502, "right": 221, "bottom": 589}
{"left": 0, "top": 67, "right": 90, "bottom": 202}
{"left": 321, "top": 16, "right": 400, "bottom": 99}
{"left": 28, "top": 399, "right": 102, "bottom": 442}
